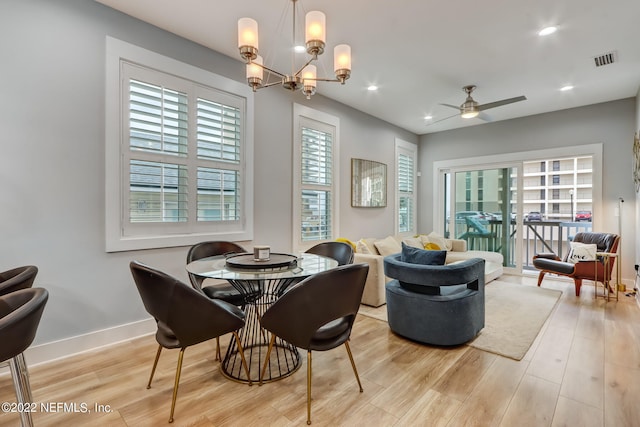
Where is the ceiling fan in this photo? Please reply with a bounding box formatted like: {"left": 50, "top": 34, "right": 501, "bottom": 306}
{"left": 432, "top": 85, "right": 527, "bottom": 125}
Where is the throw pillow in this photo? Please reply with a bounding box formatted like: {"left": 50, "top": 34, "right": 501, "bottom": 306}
{"left": 355, "top": 239, "right": 372, "bottom": 254}
{"left": 428, "top": 231, "right": 453, "bottom": 251}
{"left": 400, "top": 242, "right": 447, "bottom": 265}
{"left": 567, "top": 242, "right": 597, "bottom": 263}
{"left": 402, "top": 237, "right": 423, "bottom": 249}
{"left": 374, "top": 236, "right": 402, "bottom": 256}
{"left": 424, "top": 242, "right": 441, "bottom": 250}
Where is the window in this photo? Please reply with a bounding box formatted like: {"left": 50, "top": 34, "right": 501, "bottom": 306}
{"left": 293, "top": 104, "right": 339, "bottom": 250}
{"left": 396, "top": 139, "right": 417, "bottom": 234}
{"left": 106, "top": 38, "right": 254, "bottom": 251}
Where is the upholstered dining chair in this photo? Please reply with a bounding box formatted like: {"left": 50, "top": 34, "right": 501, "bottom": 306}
{"left": 532, "top": 232, "right": 620, "bottom": 296}
{"left": 305, "top": 241, "right": 354, "bottom": 266}
{"left": 0, "top": 287, "right": 49, "bottom": 427}
{"left": 187, "top": 241, "right": 260, "bottom": 360}
{"left": 259, "top": 263, "right": 369, "bottom": 425}
{"left": 0, "top": 266, "right": 38, "bottom": 296}
{"left": 130, "top": 261, "right": 251, "bottom": 423}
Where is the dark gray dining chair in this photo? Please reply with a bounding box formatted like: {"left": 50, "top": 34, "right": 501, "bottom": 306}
{"left": 0, "top": 266, "right": 38, "bottom": 296}
{"left": 186, "top": 241, "right": 260, "bottom": 360}
{"left": 305, "top": 241, "right": 354, "bottom": 266}
{"left": 259, "top": 263, "right": 369, "bottom": 425}
{"left": 0, "top": 287, "right": 49, "bottom": 427}
{"left": 130, "top": 261, "right": 250, "bottom": 423}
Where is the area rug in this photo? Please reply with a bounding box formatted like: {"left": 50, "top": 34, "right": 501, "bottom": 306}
{"left": 359, "top": 280, "right": 562, "bottom": 361}
{"left": 469, "top": 281, "right": 561, "bottom": 360}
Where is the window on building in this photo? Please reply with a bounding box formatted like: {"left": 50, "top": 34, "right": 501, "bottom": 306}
{"left": 293, "top": 104, "right": 339, "bottom": 250}
{"left": 105, "top": 38, "right": 254, "bottom": 251}
{"left": 552, "top": 174, "right": 560, "bottom": 185}
{"left": 396, "top": 139, "right": 417, "bottom": 234}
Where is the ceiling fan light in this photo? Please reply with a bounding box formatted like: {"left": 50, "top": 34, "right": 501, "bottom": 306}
{"left": 461, "top": 108, "right": 479, "bottom": 119}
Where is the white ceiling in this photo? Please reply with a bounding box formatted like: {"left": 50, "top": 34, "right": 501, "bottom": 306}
{"left": 97, "top": 0, "right": 640, "bottom": 135}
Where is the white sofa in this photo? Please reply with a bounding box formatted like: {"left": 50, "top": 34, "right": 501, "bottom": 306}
{"left": 352, "top": 234, "right": 503, "bottom": 307}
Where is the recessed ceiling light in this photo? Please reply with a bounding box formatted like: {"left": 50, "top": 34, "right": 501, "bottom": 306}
{"left": 424, "top": 115, "right": 433, "bottom": 120}
{"left": 560, "top": 85, "right": 574, "bottom": 91}
{"left": 367, "top": 85, "right": 378, "bottom": 91}
{"left": 538, "top": 26, "right": 557, "bottom": 36}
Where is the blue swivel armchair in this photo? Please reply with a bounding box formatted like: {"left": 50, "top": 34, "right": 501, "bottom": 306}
{"left": 383, "top": 254, "right": 485, "bottom": 346}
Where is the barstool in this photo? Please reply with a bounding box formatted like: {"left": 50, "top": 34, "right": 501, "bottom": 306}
{"left": 0, "top": 288, "right": 49, "bottom": 427}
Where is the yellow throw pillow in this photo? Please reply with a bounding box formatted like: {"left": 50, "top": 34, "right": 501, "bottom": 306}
{"left": 424, "top": 242, "right": 441, "bottom": 250}
{"left": 336, "top": 237, "right": 356, "bottom": 252}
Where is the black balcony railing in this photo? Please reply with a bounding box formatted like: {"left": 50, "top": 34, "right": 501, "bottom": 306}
{"left": 454, "top": 219, "right": 592, "bottom": 270}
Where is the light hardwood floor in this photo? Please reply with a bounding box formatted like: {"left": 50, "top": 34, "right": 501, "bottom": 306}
{"left": 1, "top": 275, "right": 639, "bottom": 426}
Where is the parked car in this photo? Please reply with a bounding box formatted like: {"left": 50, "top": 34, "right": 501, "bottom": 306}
{"left": 574, "top": 210, "right": 592, "bottom": 222}
{"left": 525, "top": 211, "right": 543, "bottom": 221}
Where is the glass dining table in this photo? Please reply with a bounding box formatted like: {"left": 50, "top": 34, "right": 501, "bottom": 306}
{"left": 186, "top": 252, "right": 338, "bottom": 384}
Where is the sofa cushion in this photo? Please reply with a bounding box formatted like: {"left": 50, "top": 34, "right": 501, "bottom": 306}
{"left": 374, "top": 236, "right": 402, "bottom": 256}
{"left": 355, "top": 239, "right": 372, "bottom": 254}
{"left": 402, "top": 237, "right": 423, "bottom": 249}
{"left": 400, "top": 242, "right": 446, "bottom": 266}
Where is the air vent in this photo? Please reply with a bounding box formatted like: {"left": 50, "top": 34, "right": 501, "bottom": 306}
{"left": 593, "top": 51, "right": 617, "bottom": 67}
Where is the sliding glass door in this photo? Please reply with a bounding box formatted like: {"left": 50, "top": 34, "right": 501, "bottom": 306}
{"left": 444, "top": 166, "right": 520, "bottom": 270}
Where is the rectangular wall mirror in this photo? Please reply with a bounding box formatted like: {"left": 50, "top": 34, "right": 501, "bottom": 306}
{"left": 351, "top": 158, "right": 387, "bottom": 207}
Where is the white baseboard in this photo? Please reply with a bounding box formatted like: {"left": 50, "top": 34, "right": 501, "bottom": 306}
{"left": 24, "top": 318, "right": 156, "bottom": 367}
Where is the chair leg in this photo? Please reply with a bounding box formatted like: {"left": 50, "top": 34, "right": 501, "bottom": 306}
{"left": 9, "top": 353, "right": 34, "bottom": 427}
{"left": 344, "top": 341, "right": 364, "bottom": 392}
{"left": 168, "top": 348, "right": 186, "bottom": 423}
{"left": 215, "top": 336, "right": 221, "bottom": 361}
{"left": 307, "top": 350, "right": 312, "bottom": 425}
{"left": 147, "top": 344, "right": 163, "bottom": 389}
{"left": 537, "top": 271, "right": 546, "bottom": 287}
{"left": 259, "top": 334, "right": 277, "bottom": 385}
{"left": 232, "top": 331, "right": 252, "bottom": 386}
{"left": 574, "top": 278, "right": 583, "bottom": 296}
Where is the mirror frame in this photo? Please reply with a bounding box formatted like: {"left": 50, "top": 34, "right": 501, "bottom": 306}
{"left": 351, "top": 158, "right": 387, "bottom": 207}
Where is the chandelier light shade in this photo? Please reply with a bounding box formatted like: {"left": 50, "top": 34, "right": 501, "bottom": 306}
{"left": 302, "top": 64, "right": 317, "bottom": 99}
{"left": 305, "top": 11, "right": 326, "bottom": 55}
{"left": 238, "top": 18, "right": 259, "bottom": 60}
{"left": 246, "top": 55, "right": 263, "bottom": 91}
{"left": 334, "top": 44, "right": 351, "bottom": 83}
{"left": 237, "top": 0, "right": 351, "bottom": 98}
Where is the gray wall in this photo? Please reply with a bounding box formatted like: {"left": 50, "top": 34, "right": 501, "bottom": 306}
{"left": 0, "top": 0, "right": 416, "bottom": 347}
{"left": 419, "top": 98, "right": 637, "bottom": 282}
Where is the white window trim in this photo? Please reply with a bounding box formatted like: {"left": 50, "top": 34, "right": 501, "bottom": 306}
{"left": 292, "top": 103, "right": 340, "bottom": 252}
{"left": 395, "top": 138, "right": 418, "bottom": 236}
{"left": 105, "top": 37, "right": 254, "bottom": 252}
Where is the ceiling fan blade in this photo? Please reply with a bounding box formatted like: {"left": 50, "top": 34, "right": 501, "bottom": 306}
{"left": 477, "top": 95, "right": 526, "bottom": 111}
{"left": 425, "top": 113, "right": 460, "bottom": 127}
{"left": 440, "top": 103, "right": 461, "bottom": 110}
{"left": 477, "top": 112, "right": 492, "bottom": 122}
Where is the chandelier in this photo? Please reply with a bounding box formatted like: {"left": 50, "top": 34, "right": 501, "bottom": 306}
{"left": 237, "top": 0, "right": 352, "bottom": 99}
